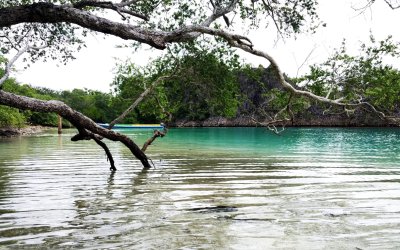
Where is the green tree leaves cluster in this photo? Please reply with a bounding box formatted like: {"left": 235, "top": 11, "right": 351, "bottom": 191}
{"left": 60, "top": 89, "right": 116, "bottom": 122}
{"left": 112, "top": 42, "right": 242, "bottom": 122}
{"left": 1, "top": 79, "right": 59, "bottom": 126}
{"left": 0, "top": 105, "right": 26, "bottom": 128}
{"left": 296, "top": 36, "right": 400, "bottom": 112}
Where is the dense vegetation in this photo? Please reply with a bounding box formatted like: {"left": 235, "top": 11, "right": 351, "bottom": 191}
{"left": 297, "top": 36, "right": 400, "bottom": 114}
{"left": 1, "top": 34, "right": 399, "bottom": 129}
{"left": 0, "top": 79, "right": 117, "bottom": 127}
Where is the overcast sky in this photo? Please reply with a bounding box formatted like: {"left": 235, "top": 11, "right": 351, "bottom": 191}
{"left": 11, "top": 0, "right": 400, "bottom": 93}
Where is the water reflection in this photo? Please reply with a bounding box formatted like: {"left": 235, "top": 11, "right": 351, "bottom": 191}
{"left": 0, "top": 128, "right": 400, "bottom": 249}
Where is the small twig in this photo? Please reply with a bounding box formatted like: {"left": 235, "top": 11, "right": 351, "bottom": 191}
{"left": 296, "top": 45, "right": 317, "bottom": 78}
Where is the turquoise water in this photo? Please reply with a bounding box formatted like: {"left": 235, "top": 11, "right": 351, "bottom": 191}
{"left": 0, "top": 127, "right": 400, "bottom": 249}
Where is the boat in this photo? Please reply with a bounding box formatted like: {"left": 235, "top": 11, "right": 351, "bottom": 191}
{"left": 97, "top": 123, "right": 164, "bottom": 129}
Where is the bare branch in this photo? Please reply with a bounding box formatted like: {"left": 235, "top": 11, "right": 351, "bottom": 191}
{"left": 295, "top": 45, "right": 317, "bottom": 78}
{"left": 351, "top": 0, "right": 374, "bottom": 12}
{"left": 261, "top": 0, "right": 285, "bottom": 40}
{"left": 384, "top": 0, "right": 400, "bottom": 9}
{"left": 353, "top": 0, "right": 400, "bottom": 14}
{"left": 251, "top": 116, "right": 290, "bottom": 135}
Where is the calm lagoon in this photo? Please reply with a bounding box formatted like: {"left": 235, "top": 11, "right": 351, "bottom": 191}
{"left": 0, "top": 127, "right": 400, "bottom": 249}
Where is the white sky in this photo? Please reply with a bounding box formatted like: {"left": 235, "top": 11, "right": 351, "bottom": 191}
{"left": 11, "top": 0, "right": 400, "bottom": 93}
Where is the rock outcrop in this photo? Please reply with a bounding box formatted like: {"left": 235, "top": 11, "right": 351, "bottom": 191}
{"left": 172, "top": 67, "right": 400, "bottom": 127}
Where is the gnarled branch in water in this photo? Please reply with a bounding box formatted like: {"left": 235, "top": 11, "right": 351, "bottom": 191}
{"left": 142, "top": 127, "right": 167, "bottom": 152}
{"left": 0, "top": 90, "right": 151, "bottom": 169}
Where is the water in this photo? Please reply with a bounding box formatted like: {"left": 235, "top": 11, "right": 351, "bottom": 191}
{"left": 0, "top": 127, "right": 400, "bottom": 249}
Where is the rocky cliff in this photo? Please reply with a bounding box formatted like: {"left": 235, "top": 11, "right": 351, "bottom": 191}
{"left": 172, "top": 67, "right": 400, "bottom": 127}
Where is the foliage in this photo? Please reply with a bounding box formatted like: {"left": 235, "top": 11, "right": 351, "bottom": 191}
{"left": 296, "top": 36, "right": 400, "bottom": 112}
{"left": 61, "top": 89, "right": 116, "bottom": 122}
{"left": 264, "top": 89, "right": 309, "bottom": 115}
{"left": 1, "top": 0, "right": 321, "bottom": 66}
{"left": 1, "top": 79, "right": 59, "bottom": 126}
{"left": 0, "top": 78, "right": 119, "bottom": 127}
{"left": 0, "top": 0, "right": 330, "bottom": 126}
{"left": 0, "top": 105, "right": 26, "bottom": 128}
{"left": 112, "top": 42, "right": 242, "bottom": 122}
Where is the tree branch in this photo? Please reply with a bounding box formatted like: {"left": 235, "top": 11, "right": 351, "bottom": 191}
{"left": 0, "top": 2, "right": 239, "bottom": 49}
{"left": 0, "top": 90, "right": 152, "bottom": 168}
{"left": 384, "top": 0, "right": 400, "bottom": 9}
{"left": 0, "top": 3, "right": 167, "bottom": 48}
{"left": 141, "top": 128, "right": 167, "bottom": 152}
{"left": 164, "top": 25, "right": 394, "bottom": 126}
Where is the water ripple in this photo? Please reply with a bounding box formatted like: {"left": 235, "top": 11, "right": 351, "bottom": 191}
{"left": 0, "top": 128, "right": 400, "bottom": 249}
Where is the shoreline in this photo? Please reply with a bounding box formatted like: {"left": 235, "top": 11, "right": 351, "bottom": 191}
{"left": 1, "top": 122, "right": 399, "bottom": 138}
{"left": 170, "top": 115, "right": 400, "bottom": 128}
{"left": 0, "top": 125, "right": 54, "bottom": 137}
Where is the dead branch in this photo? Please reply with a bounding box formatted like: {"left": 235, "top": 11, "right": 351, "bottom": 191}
{"left": 295, "top": 45, "right": 317, "bottom": 78}
{"left": 108, "top": 72, "right": 174, "bottom": 157}
{"left": 251, "top": 116, "right": 290, "bottom": 135}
